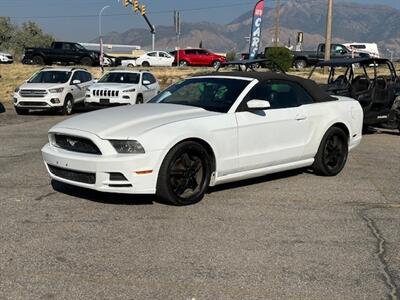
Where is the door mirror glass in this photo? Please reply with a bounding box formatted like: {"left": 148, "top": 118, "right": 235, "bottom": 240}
{"left": 72, "top": 79, "right": 81, "bottom": 85}
{"left": 0, "top": 102, "right": 5, "bottom": 113}
{"left": 143, "top": 80, "right": 151, "bottom": 85}
{"left": 247, "top": 99, "right": 271, "bottom": 111}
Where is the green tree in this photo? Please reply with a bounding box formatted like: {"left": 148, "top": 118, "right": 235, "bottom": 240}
{"left": 0, "top": 17, "right": 16, "bottom": 51}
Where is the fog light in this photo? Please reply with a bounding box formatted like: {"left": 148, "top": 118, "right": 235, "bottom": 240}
{"left": 122, "top": 96, "right": 130, "bottom": 99}
{"left": 13, "top": 97, "right": 18, "bottom": 104}
{"left": 50, "top": 98, "right": 60, "bottom": 104}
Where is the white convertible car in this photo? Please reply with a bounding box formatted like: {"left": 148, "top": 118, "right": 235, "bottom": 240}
{"left": 42, "top": 72, "right": 363, "bottom": 205}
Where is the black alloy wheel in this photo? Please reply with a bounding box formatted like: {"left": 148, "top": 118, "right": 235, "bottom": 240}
{"left": 157, "top": 141, "right": 211, "bottom": 206}
{"left": 312, "top": 127, "right": 348, "bottom": 176}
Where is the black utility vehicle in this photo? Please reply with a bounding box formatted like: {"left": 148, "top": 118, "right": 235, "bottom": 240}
{"left": 23, "top": 42, "right": 101, "bottom": 66}
{"left": 293, "top": 43, "right": 368, "bottom": 69}
{"left": 309, "top": 57, "right": 400, "bottom": 131}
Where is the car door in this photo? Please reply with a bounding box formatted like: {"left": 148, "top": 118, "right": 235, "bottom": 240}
{"left": 196, "top": 49, "right": 211, "bottom": 66}
{"left": 141, "top": 73, "right": 158, "bottom": 101}
{"left": 159, "top": 51, "right": 174, "bottom": 66}
{"left": 235, "top": 80, "right": 309, "bottom": 171}
{"left": 69, "top": 71, "right": 87, "bottom": 102}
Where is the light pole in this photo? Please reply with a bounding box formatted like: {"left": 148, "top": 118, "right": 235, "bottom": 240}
{"left": 99, "top": 5, "right": 110, "bottom": 40}
{"left": 324, "top": 0, "right": 333, "bottom": 73}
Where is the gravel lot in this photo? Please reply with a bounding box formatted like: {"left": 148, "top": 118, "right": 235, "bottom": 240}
{"left": 0, "top": 106, "right": 399, "bottom": 299}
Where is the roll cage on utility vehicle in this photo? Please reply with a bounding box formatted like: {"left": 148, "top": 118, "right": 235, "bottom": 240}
{"left": 309, "top": 57, "right": 400, "bottom": 131}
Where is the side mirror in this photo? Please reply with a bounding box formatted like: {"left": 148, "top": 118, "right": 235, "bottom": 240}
{"left": 143, "top": 80, "right": 151, "bottom": 85}
{"left": 247, "top": 99, "right": 271, "bottom": 111}
{"left": 72, "top": 79, "right": 81, "bottom": 85}
{"left": 0, "top": 102, "right": 5, "bottom": 114}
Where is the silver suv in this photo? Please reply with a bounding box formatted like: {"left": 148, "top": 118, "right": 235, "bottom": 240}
{"left": 13, "top": 67, "right": 94, "bottom": 115}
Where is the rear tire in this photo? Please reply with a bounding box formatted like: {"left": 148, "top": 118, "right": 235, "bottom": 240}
{"left": 32, "top": 55, "right": 44, "bottom": 65}
{"left": 312, "top": 127, "right": 348, "bottom": 176}
{"left": 294, "top": 59, "right": 307, "bottom": 69}
{"left": 142, "top": 61, "right": 150, "bottom": 67}
{"left": 15, "top": 107, "right": 29, "bottom": 115}
{"left": 179, "top": 60, "right": 188, "bottom": 67}
{"left": 61, "top": 96, "right": 74, "bottom": 115}
{"left": 156, "top": 141, "right": 211, "bottom": 206}
{"left": 127, "top": 63, "right": 134, "bottom": 68}
{"left": 80, "top": 57, "right": 93, "bottom": 66}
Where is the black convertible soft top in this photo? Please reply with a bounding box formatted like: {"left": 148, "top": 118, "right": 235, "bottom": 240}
{"left": 195, "top": 72, "right": 336, "bottom": 103}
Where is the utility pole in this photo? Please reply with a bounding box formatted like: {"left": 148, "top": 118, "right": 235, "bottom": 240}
{"left": 274, "top": 0, "right": 281, "bottom": 47}
{"left": 324, "top": 0, "right": 333, "bottom": 73}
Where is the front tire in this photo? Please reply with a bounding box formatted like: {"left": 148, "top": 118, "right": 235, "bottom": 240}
{"left": 61, "top": 95, "right": 74, "bottom": 115}
{"left": 135, "top": 94, "right": 143, "bottom": 104}
{"left": 15, "top": 107, "right": 29, "bottom": 115}
{"left": 142, "top": 61, "right": 150, "bottom": 67}
{"left": 212, "top": 60, "right": 221, "bottom": 69}
{"left": 157, "top": 141, "right": 211, "bottom": 206}
{"left": 312, "top": 127, "right": 348, "bottom": 176}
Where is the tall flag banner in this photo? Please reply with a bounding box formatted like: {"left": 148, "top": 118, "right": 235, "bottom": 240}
{"left": 100, "top": 37, "right": 104, "bottom": 66}
{"left": 248, "top": 0, "right": 265, "bottom": 60}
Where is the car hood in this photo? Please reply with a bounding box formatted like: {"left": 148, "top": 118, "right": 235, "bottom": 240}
{"left": 0, "top": 52, "right": 12, "bottom": 56}
{"left": 19, "top": 83, "right": 65, "bottom": 90}
{"left": 51, "top": 103, "right": 219, "bottom": 139}
{"left": 89, "top": 83, "right": 139, "bottom": 91}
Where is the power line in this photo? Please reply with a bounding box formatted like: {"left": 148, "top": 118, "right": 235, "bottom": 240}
{"left": 2, "top": 1, "right": 257, "bottom": 19}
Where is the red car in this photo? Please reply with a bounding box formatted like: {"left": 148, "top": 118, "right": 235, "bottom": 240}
{"left": 173, "top": 49, "right": 226, "bottom": 68}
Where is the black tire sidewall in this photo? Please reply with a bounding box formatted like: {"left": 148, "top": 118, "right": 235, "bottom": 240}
{"left": 136, "top": 95, "right": 143, "bottom": 104}
{"left": 313, "top": 127, "right": 348, "bottom": 176}
{"left": 157, "top": 141, "right": 211, "bottom": 206}
{"left": 33, "top": 56, "right": 44, "bottom": 65}
{"left": 142, "top": 61, "right": 150, "bottom": 67}
{"left": 81, "top": 57, "right": 93, "bottom": 66}
{"left": 295, "top": 60, "right": 306, "bottom": 69}
{"left": 62, "top": 96, "right": 74, "bottom": 115}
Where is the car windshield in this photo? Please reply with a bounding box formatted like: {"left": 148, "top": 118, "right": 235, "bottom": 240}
{"left": 99, "top": 72, "right": 140, "bottom": 84}
{"left": 28, "top": 71, "right": 72, "bottom": 83}
{"left": 149, "top": 78, "right": 250, "bottom": 113}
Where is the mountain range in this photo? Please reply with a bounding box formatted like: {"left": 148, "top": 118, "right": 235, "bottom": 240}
{"left": 99, "top": 0, "right": 400, "bottom": 57}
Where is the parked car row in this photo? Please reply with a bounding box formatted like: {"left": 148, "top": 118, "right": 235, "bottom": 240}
{"left": 12, "top": 67, "right": 160, "bottom": 115}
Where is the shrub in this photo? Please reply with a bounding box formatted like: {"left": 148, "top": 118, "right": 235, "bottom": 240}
{"left": 264, "top": 47, "right": 293, "bottom": 72}
{"left": 225, "top": 50, "right": 237, "bottom": 62}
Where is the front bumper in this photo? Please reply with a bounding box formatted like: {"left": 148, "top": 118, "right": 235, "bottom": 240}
{"left": 85, "top": 95, "right": 135, "bottom": 106}
{"left": 42, "top": 143, "right": 163, "bottom": 194}
{"left": 13, "top": 93, "right": 64, "bottom": 109}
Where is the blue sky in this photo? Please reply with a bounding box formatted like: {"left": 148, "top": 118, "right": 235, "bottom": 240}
{"left": 1, "top": 0, "right": 399, "bottom": 42}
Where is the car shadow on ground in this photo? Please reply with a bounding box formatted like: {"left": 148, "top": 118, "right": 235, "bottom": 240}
{"left": 52, "top": 169, "right": 306, "bottom": 206}
{"left": 207, "top": 169, "right": 305, "bottom": 194}
{"left": 51, "top": 180, "right": 159, "bottom": 206}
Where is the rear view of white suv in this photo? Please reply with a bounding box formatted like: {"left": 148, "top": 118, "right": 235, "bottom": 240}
{"left": 13, "top": 67, "right": 94, "bottom": 115}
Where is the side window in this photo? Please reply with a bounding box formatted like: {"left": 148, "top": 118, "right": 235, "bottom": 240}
{"left": 246, "top": 81, "right": 310, "bottom": 109}
{"left": 85, "top": 72, "right": 92, "bottom": 82}
{"left": 71, "top": 71, "right": 80, "bottom": 83}
{"left": 185, "top": 50, "right": 196, "bottom": 55}
{"left": 53, "top": 42, "right": 62, "bottom": 49}
{"left": 147, "top": 52, "right": 157, "bottom": 57}
{"left": 62, "top": 43, "right": 72, "bottom": 50}
{"left": 159, "top": 52, "right": 170, "bottom": 58}
{"left": 143, "top": 73, "right": 156, "bottom": 84}
{"left": 197, "top": 50, "right": 208, "bottom": 55}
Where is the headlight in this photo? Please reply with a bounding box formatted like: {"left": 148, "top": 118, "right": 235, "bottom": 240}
{"left": 123, "top": 88, "right": 136, "bottom": 93}
{"left": 49, "top": 87, "right": 64, "bottom": 93}
{"left": 14, "top": 87, "right": 20, "bottom": 93}
{"left": 110, "top": 140, "right": 145, "bottom": 154}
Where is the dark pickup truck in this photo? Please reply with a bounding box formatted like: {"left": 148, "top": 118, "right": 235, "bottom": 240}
{"left": 292, "top": 43, "right": 369, "bottom": 69}
{"left": 23, "top": 41, "right": 101, "bottom": 66}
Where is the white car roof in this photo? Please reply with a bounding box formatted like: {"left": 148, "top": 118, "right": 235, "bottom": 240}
{"left": 40, "top": 67, "right": 86, "bottom": 72}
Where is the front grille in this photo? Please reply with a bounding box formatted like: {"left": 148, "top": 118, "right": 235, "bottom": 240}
{"left": 54, "top": 134, "right": 102, "bottom": 155}
{"left": 48, "top": 164, "right": 96, "bottom": 184}
{"left": 6, "top": 55, "right": 13, "bottom": 60}
{"left": 19, "top": 89, "right": 47, "bottom": 98}
{"left": 19, "top": 101, "right": 48, "bottom": 107}
{"left": 92, "top": 90, "right": 119, "bottom": 97}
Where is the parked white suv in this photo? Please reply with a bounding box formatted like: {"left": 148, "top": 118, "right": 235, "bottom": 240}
{"left": 85, "top": 70, "right": 160, "bottom": 106}
{"left": 13, "top": 67, "right": 94, "bottom": 115}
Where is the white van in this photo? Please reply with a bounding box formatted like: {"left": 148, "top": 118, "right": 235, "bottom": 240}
{"left": 343, "top": 43, "right": 380, "bottom": 58}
